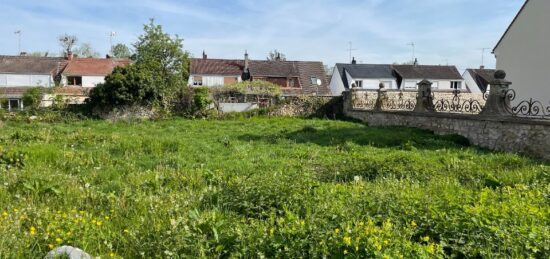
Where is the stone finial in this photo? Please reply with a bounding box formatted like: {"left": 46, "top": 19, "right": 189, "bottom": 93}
{"left": 374, "top": 82, "right": 389, "bottom": 111}
{"left": 480, "top": 70, "right": 513, "bottom": 116}
{"left": 414, "top": 80, "right": 435, "bottom": 112}
{"left": 494, "top": 70, "right": 506, "bottom": 80}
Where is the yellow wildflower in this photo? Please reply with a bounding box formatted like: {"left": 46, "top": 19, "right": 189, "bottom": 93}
{"left": 105, "top": 216, "right": 110, "bottom": 220}
{"left": 343, "top": 249, "right": 348, "bottom": 255}
{"left": 422, "top": 236, "right": 430, "bottom": 242}
{"left": 55, "top": 238, "right": 63, "bottom": 244}
{"left": 110, "top": 252, "right": 116, "bottom": 257}
{"left": 383, "top": 240, "right": 389, "bottom": 245}
{"left": 334, "top": 228, "right": 340, "bottom": 234}
{"left": 411, "top": 220, "right": 417, "bottom": 227}
{"left": 343, "top": 236, "right": 352, "bottom": 246}
{"left": 1, "top": 211, "right": 7, "bottom": 217}
{"left": 48, "top": 244, "right": 54, "bottom": 249}
{"left": 124, "top": 229, "right": 130, "bottom": 233}
{"left": 96, "top": 221, "right": 103, "bottom": 226}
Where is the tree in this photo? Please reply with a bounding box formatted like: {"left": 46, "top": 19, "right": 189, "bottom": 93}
{"left": 267, "top": 49, "right": 286, "bottom": 61}
{"left": 58, "top": 34, "right": 78, "bottom": 55}
{"left": 22, "top": 87, "right": 44, "bottom": 110}
{"left": 132, "top": 19, "right": 189, "bottom": 106}
{"left": 75, "top": 43, "right": 100, "bottom": 58}
{"left": 112, "top": 43, "right": 132, "bottom": 58}
{"left": 89, "top": 19, "right": 189, "bottom": 109}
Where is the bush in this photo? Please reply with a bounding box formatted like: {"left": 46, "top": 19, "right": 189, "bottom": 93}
{"left": 22, "top": 87, "right": 44, "bottom": 110}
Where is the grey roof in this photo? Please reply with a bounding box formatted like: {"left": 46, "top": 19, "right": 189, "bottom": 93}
{"left": 393, "top": 65, "right": 463, "bottom": 80}
{"left": 0, "top": 55, "right": 66, "bottom": 75}
{"left": 335, "top": 63, "right": 395, "bottom": 89}
{"left": 466, "top": 69, "right": 497, "bottom": 93}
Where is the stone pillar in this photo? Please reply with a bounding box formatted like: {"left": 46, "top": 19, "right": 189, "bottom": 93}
{"left": 343, "top": 90, "right": 354, "bottom": 112}
{"left": 480, "top": 70, "right": 512, "bottom": 116}
{"left": 374, "top": 83, "right": 388, "bottom": 111}
{"left": 413, "top": 80, "right": 435, "bottom": 112}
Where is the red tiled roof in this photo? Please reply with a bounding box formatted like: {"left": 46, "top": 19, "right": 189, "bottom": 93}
{"left": 189, "top": 58, "right": 331, "bottom": 96}
{"left": 63, "top": 58, "right": 131, "bottom": 76}
{"left": 190, "top": 59, "right": 244, "bottom": 75}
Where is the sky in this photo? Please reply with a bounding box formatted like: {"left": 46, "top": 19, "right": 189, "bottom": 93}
{"left": 0, "top": 0, "right": 525, "bottom": 72}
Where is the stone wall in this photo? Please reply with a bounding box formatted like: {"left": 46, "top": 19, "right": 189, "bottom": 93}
{"left": 344, "top": 108, "right": 550, "bottom": 161}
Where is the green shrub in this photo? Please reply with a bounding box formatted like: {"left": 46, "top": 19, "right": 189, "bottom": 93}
{"left": 22, "top": 87, "right": 44, "bottom": 110}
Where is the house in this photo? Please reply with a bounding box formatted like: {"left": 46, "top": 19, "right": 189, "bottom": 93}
{"left": 189, "top": 52, "right": 331, "bottom": 96}
{"left": 0, "top": 53, "right": 130, "bottom": 110}
{"left": 329, "top": 61, "right": 396, "bottom": 95}
{"left": 493, "top": 0, "right": 550, "bottom": 103}
{"left": 328, "top": 60, "right": 464, "bottom": 95}
{"left": 0, "top": 55, "right": 65, "bottom": 110}
{"left": 463, "top": 68, "right": 497, "bottom": 94}
{"left": 392, "top": 65, "right": 464, "bottom": 91}
{"left": 62, "top": 54, "right": 131, "bottom": 87}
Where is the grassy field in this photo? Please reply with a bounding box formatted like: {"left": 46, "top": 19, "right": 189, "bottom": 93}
{"left": 0, "top": 117, "right": 548, "bottom": 258}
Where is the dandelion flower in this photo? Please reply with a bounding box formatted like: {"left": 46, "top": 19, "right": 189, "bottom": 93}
{"left": 48, "top": 244, "right": 54, "bottom": 249}
{"left": 55, "top": 238, "right": 63, "bottom": 244}
{"left": 422, "top": 236, "right": 430, "bottom": 242}
{"left": 343, "top": 236, "right": 352, "bottom": 246}
{"left": 343, "top": 249, "right": 348, "bottom": 255}
{"left": 334, "top": 228, "right": 340, "bottom": 234}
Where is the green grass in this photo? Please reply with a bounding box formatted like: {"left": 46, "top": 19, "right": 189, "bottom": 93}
{"left": 0, "top": 117, "right": 548, "bottom": 258}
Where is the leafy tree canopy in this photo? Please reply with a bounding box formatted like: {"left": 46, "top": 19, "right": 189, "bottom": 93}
{"left": 112, "top": 43, "right": 133, "bottom": 58}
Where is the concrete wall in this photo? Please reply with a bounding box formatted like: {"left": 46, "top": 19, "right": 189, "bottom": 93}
{"left": 344, "top": 101, "right": 550, "bottom": 160}
{"left": 82, "top": 76, "right": 105, "bottom": 88}
{"left": 494, "top": 0, "right": 550, "bottom": 105}
{"left": 0, "top": 74, "right": 53, "bottom": 87}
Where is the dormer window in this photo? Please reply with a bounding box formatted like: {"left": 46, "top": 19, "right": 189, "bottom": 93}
{"left": 310, "top": 77, "right": 319, "bottom": 85}
{"left": 67, "top": 76, "right": 82, "bottom": 86}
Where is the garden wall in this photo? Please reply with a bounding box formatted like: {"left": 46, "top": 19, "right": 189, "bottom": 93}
{"left": 344, "top": 108, "right": 550, "bottom": 161}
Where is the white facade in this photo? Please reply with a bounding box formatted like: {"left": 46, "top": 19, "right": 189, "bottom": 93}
{"left": 0, "top": 74, "right": 53, "bottom": 87}
{"left": 328, "top": 68, "right": 346, "bottom": 95}
{"left": 462, "top": 71, "right": 483, "bottom": 94}
{"left": 494, "top": 0, "right": 550, "bottom": 104}
{"left": 82, "top": 76, "right": 105, "bottom": 87}
{"left": 328, "top": 67, "right": 398, "bottom": 96}
{"left": 400, "top": 79, "right": 465, "bottom": 92}
{"left": 188, "top": 75, "right": 242, "bottom": 87}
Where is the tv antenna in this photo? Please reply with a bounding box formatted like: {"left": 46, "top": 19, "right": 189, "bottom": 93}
{"left": 407, "top": 42, "right": 416, "bottom": 63}
{"left": 479, "top": 48, "right": 491, "bottom": 67}
{"left": 347, "top": 41, "right": 357, "bottom": 63}
{"left": 14, "top": 30, "right": 22, "bottom": 54}
{"left": 109, "top": 31, "right": 117, "bottom": 55}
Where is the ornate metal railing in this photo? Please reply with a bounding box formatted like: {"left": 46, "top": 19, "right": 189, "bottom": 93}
{"left": 384, "top": 92, "right": 416, "bottom": 111}
{"left": 505, "top": 89, "right": 550, "bottom": 119}
{"left": 433, "top": 90, "right": 485, "bottom": 114}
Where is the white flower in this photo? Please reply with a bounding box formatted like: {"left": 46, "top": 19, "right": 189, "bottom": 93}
{"left": 353, "top": 176, "right": 362, "bottom": 182}
{"left": 84, "top": 183, "right": 91, "bottom": 188}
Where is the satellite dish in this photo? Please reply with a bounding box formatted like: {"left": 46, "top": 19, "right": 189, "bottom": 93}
{"left": 316, "top": 79, "right": 322, "bottom": 86}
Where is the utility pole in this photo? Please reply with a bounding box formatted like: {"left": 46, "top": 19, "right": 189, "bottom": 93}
{"left": 347, "top": 41, "right": 357, "bottom": 63}
{"left": 479, "top": 48, "right": 490, "bottom": 68}
{"left": 109, "top": 31, "right": 116, "bottom": 55}
{"left": 407, "top": 42, "right": 415, "bottom": 64}
{"left": 14, "top": 30, "right": 21, "bottom": 54}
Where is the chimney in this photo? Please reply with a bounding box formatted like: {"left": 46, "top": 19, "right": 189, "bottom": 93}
{"left": 351, "top": 57, "right": 357, "bottom": 65}
{"left": 480, "top": 65, "right": 485, "bottom": 69}
{"left": 106, "top": 54, "right": 112, "bottom": 59}
{"left": 413, "top": 58, "right": 418, "bottom": 66}
{"left": 244, "top": 50, "right": 249, "bottom": 70}
{"left": 276, "top": 53, "right": 281, "bottom": 61}
{"left": 202, "top": 50, "right": 207, "bottom": 60}
{"left": 19, "top": 52, "right": 27, "bottom": 56}
{"left": 66, "top": 51, "right": 74, "bottom": 60}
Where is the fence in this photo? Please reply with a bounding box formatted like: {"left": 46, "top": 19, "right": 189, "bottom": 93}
{"left": 343, "top": 70, "right": 550, "bottom": 160}
{"left": 349, "top": 71, "right": 549, "bottom": 120}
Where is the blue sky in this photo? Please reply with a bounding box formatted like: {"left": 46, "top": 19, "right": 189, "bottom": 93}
{"left": 0, "top": 0, "right": 524, "bottom": 71}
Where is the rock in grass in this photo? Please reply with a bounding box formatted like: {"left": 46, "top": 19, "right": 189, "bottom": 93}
{"left": 45, "top": 246, "right": 92, "bottom": 259}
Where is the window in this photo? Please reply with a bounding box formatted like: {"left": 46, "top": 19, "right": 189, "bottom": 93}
{"left": 288, "top": 78, "right": 295, "bottom": 87}
{"left": 8, "top": 99, "right": 21, "bottom": 111}
{"left": 67, "top": 76, "right": 82, "bottom": 86}
{"left": 451, "top": 81, "right": 462, "bottom": 89}
{"left": 431, "top": 81, "right": 439, "bottom": 89}
{"left": 381, "top": 81, "right": 392, "bottom": 89}
{"left": 193, "top": 76, "right": 203, "bottom": 86}
{"left": 354, "top": 80, "right": 363, "bottom": 88}
{"left": 310, "top": 77, "right": 319, "bottom": 85}
{"left": 404, "top": 80, "right": 417, "bottom": 89}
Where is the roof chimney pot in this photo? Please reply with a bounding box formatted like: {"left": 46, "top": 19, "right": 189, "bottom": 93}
{"left": 202, "top": 50, "right": 207, "bottom": 60}
{"left": 351, "top": 57, "right": 357, "bottom": 65}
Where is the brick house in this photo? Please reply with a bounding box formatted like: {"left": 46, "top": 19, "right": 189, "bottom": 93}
{"left": 189, "top": 52, "right": 331, "bottom": 96}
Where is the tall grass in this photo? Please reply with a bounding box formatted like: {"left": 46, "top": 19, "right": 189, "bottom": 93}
{"left": 0, "top": 117, "right": 548, "bottom": 258}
